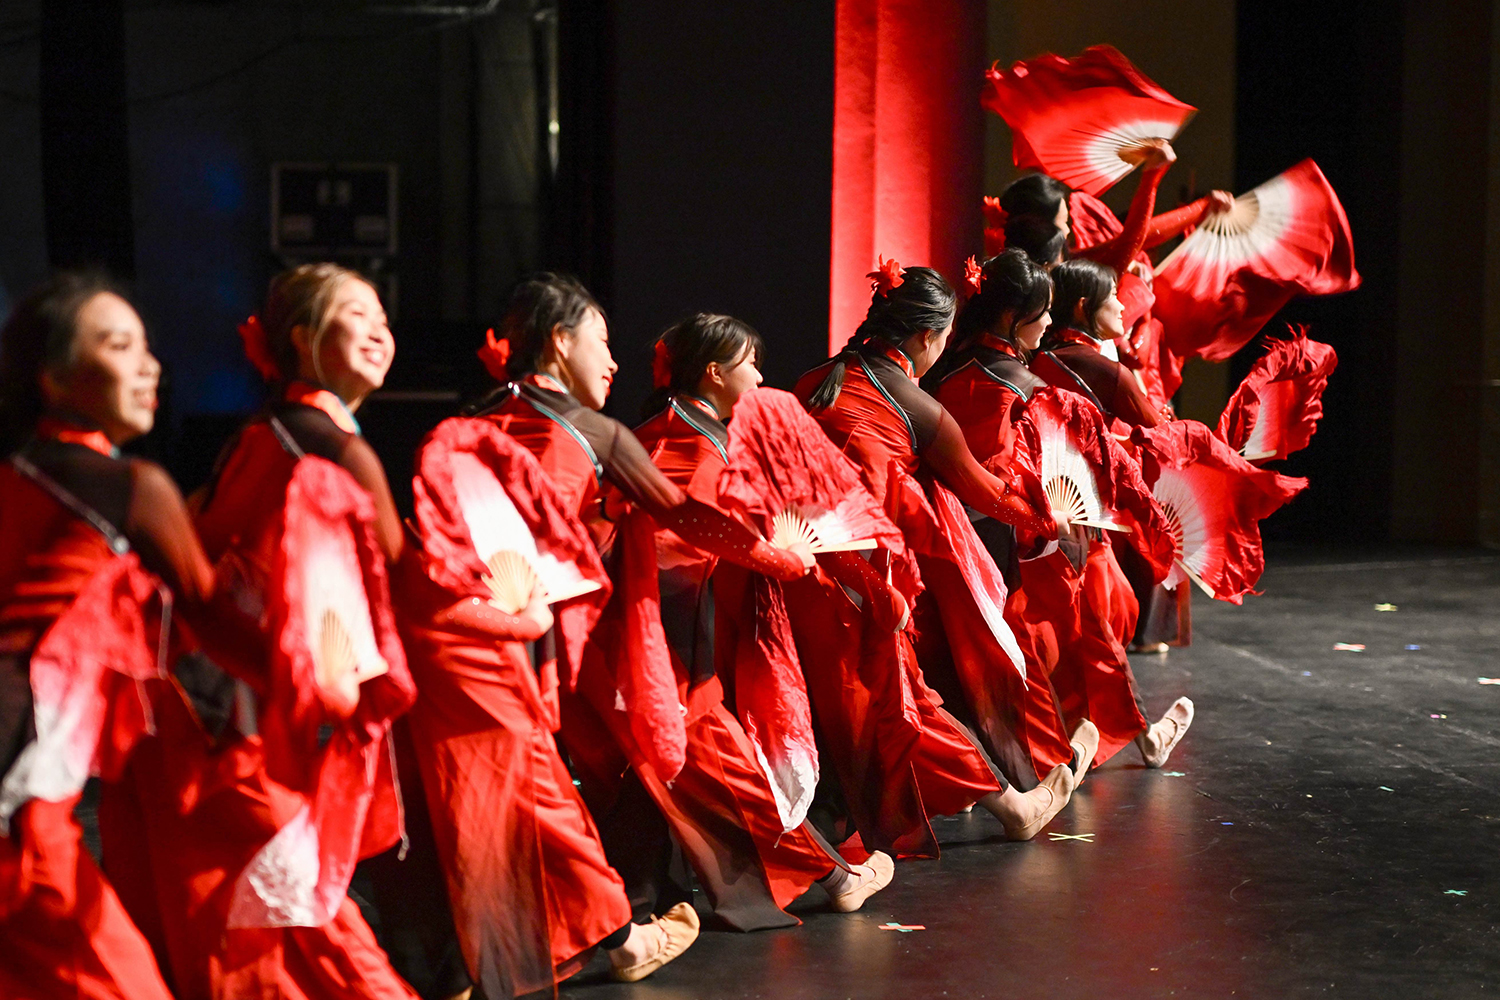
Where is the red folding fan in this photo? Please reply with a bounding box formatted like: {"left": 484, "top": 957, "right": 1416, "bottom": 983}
{"left": 981, "top": 45, "right": 1197, "bottom": 197}
{"left": 1217, "top": 326, "right": 1339, "bottom": 464}
{"left": 1153, "top": 159, "right": 1360, "bottom": 362}
{"left": 718, "top": 388, "right": 904, "bottom": 557}
{"left": 1016, "top": 388, "right": 1176, "bottom": 582}
{"left": 411, "top": 416, "right": 612, "bottom": 678}
{"left": 1134, "top": 420, "right": 1307, "bottom": 604}
{"left": 234, "top": 456, "right": 416, "bottom": 929}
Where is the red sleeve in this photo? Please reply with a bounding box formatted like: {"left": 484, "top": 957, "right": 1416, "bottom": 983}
{"left": 920, "top": 410, "right": 1056, "bottom": 538}
{"left": 657, "top": 498, "right": 808, "bottom": 582}
{"left": 1140, "top": 197, "right": 1213, "bottom": 250}
{"left": 1107, "top": 366, "right": 1165, "bottom": 428}
{"left": 1078, "top": 163, "right": 1169, "bottom": 273}
{"left": 434, "top": 595, "right": 549, "bottom": 642}
{"left": 819, "top": 550, "right": 908, "bottom": 632}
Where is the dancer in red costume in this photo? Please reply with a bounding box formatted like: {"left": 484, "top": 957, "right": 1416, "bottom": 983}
{"left": 100, "top": 265, "right": 423, "bottom": 1000}
{"left": 993, "top": 139, "right": 1230, "bottom": 275}
{"left": 402, "top": 410, "right": 702, "bottom": 995}
{"left": 926, "top": 250, "right": 1098, "bottom": 773}
{"left": 0, "top": 275, "right": 264, "bottom": 1000}
{"left": 0, "top": 274, "right": 189, "bottom": 1000}
{"left": 1031, "top": 259, "right": 1195, "bottom": 767}
{"left": 632, "top": 312, "right": 893, "bottom": 918}
{"left": 796, "top": 261, "right": 1085, "bottom": 842}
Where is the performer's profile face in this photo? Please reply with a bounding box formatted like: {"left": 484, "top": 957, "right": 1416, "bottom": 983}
{"left": 42, "top": 292, "right": 160, "bottom": 443}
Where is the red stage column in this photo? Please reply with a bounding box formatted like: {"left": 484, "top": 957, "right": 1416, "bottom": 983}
{"left": 830, "top": 0, "right": 986, "bottom": 354}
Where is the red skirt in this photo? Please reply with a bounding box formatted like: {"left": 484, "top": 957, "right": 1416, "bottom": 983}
{"left": 1048, "top": 543, "right": 1148, "bottom": 766}
{"left": 401, "top": 617, "right": 632, "bottom": 999}
{"left": 0, "top": 795, "right": 173, "bottom": 1000}
{"left": 98, "top": 688, "right": 415, "bottom": 1000}
{"left": 780, "top": 571, "right": 998, "bottom": 858}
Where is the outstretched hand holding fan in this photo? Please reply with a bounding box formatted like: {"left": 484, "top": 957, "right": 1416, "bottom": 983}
{"left": 1153, "top": 159, "right": 1360, "bottom": 362}
{"left": 982, "top": 44, "right": 1196, "bottom": 196}
{"left": 718, "top": 389, "right": 904, "bottom": 560}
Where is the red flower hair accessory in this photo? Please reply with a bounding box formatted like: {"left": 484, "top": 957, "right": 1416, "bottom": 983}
{"left": 867, "top": 256, "right": 904, "bottom": 296}
{"left": 982, "top": 196, "right": 1008, "bottom": 230}
{"left": 652, "top": 338, "right": 673, "bottom": 389}
{"left": 963, "top": 256, "right": 984, "bottom": 298}
{"left": 476, "top": 328, "right": 512, "bottom": 382}
{"left": 238, "top": 315, "right": 280, "bottom": 382}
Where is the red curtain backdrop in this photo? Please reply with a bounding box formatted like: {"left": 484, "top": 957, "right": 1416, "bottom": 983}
{"left": 830, "top": 0, "right": 986, "bottom": 355}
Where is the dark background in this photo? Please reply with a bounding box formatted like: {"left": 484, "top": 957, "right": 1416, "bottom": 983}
{"left": 1, "top": 0, "right": 1495, "bottom": 544}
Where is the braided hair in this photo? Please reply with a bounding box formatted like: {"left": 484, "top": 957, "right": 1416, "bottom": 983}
{"left": 806, "top": 266, "right": 956, "bottom": 410}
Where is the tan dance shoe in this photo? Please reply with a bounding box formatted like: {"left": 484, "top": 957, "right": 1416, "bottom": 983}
{"left": 1003, "top": 763, "right": 1077, "bottom": 841}
{"left": 1137, "top": 696, "right": 1194, "bottom": 768}
{"left": 1070, "top": 719, "right": 1101, "bottom": 785}
{"left": 608, "top": 902, "right": 701, "bottom": 983}
{"left": 827, "top": 851, "right": 896, "bottom": 913}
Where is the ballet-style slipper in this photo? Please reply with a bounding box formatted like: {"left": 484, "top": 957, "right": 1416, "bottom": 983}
{"left": 609, "top": 903, "right": 701, "bottom": 983}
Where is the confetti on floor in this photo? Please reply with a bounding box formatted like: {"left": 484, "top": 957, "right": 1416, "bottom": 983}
{"left": 1047, "top": 832, "right": 1095, "bottom": 842}
{"left": 879, "top": 923, "right": 926, "bottom": 932}
{"left": 1431, "top": 713, "right": 1448, "bottom": 719}
{"left": 1161, "top": 771, "right": 1186, "bottom": 777}
{"left": 1374, "top": 603, "right": 1397, "bottom": 612}
{"left": 1333, "top": 643, "right": 1366, "bottom": 651}
{"left": 1479, "top": 678, "right": 1500, "bottom": 685}
{"left": 1379, "top": 786, "right": 1394, "bottom": 792}
{"left": 1406, "top": 645, "right": 1423, "bottom": 651}
{"left": 1445, "top": 890, "right": 1468, "bottom": 897}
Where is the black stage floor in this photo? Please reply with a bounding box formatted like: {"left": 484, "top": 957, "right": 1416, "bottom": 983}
{"left": 560, "top": 547, "right": 1500, "bottom": 999}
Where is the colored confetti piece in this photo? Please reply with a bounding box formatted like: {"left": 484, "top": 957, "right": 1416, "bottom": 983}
{"left": 1333, "top": 643, "right": 1365, "bottom": 651}
{"left": 1047, "top": 832, "right": 1095, "bottom": 842}
{"left": 1161, "top": 771, "right": 1186, "bottom": 777}
{"left": 1430, "top": 713, "right": 1448, "bottom": 719}
{"left": 1221, "top": 821, "right": 1234, "bottom": 826}
{"left": 1301, "top": 671, "right": 1312, "bottom": 676}
{"left": 1406, "top": 645, "right": 1423, "bottom": 651}
{"left": 1379, "top": 786, "right": 1394, "bottom": 792}
{"left": 879, "top": 923, "right": 926, "bottom": 932}
{"left": 1445, "top": 890, "right": 1467, "bottom": 896}
{"left": 1374, "top": 603, "right": 1397, "bottom": 612}
{"left": 1479, "top": 678, "right": 1500, "bottom": 685}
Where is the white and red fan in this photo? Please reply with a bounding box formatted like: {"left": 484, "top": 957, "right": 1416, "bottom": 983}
{"left": 1030, "top": 397, "right": 1131, "bottom": 533}
{"left": 449, "top": 451, "right": 602, "bottom": 611}
{"left": 981, "top": 45, "right": 1197, "bottom": 197}
{"left": 299, "top": 529, "right": 390, "bottom": 701}
{"left": 1154, "top": 160, "right": 1360, "bottom": 362}
{"left": 274, "top": 459, "right": 411, "bottom": 720}
{"left": 1136, "top": 420, "right": 1307, "bottom": 604}
{"left": 718, "top": 388, "right": 904, "bottom": 558}
{"left": 1217, "top": 326, "right": 1339, "bottom": 464}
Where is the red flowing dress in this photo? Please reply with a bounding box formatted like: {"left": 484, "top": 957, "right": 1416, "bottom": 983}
{"left": 473, "top": 375, "right": 816, "bottom": 911}
{"left": 798, "top": 343, "right": 1071, "bottom": 792}
{"left": 398, "top": 416, "right": 629, "bottom": 997}
{"left": 0, "top": 424, "right": 201, "bottom": 1000}
{"left": 100, "top": 386, "right": 419, "bottom": 1000}
{"left": 1031, "top": 330, "right": 1178, "bottom": 759}
{"left": 938, "top": 337, "right": 1152, "bottom": 766}
{"left": 632, "top": 395, "right": 848, "bottom": 924}
{"left": 793, "top": 344, "right": 1043, "bottom": 818}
